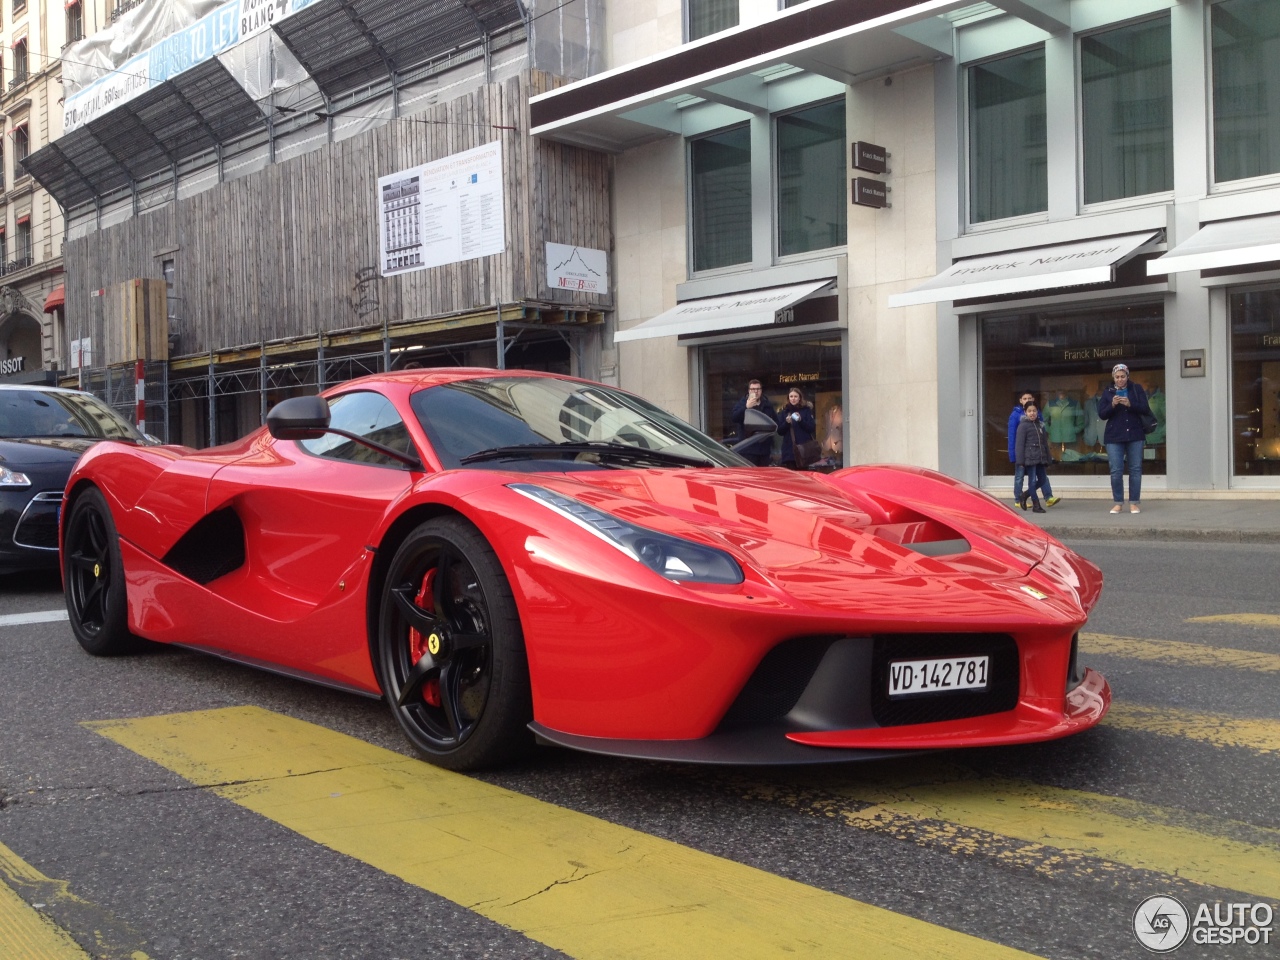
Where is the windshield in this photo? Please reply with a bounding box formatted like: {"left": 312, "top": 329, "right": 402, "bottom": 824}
{"left": 411, "top": 376, "right": 751, "bottom": 470}
{"left": 0, "top": 389, "right": 145, "bottom": 441}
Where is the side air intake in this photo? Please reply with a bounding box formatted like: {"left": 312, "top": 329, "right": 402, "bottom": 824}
{"left": 162, "top": 508, "right": 246, "bottom": 584}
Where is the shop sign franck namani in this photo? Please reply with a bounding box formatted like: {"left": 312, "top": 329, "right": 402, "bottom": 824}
{"left": 63, "top": 0, "right": 326, "bottom": 132}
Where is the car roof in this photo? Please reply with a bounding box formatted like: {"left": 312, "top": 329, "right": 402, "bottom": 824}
{"left": 0, "top": 383, "right": 90, "bottom": 396}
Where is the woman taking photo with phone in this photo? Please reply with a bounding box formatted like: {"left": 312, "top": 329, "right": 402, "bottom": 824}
{"left": 776, "top": 387, "right": 817, "bottom": 469}
{"left": 1097, "top": 363, "right": 1152, "bottom": 515}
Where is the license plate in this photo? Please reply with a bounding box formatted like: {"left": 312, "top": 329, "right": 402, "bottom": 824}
{"left": 889, "top": 656, "right": 989, "bottom": 697}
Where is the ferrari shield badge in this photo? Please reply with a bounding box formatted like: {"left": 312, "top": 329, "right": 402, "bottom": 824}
{"left": 1020, "top": 585, "right": 1049, "bottom": 600}
{"left": 428, "top": 633, "right": 442, "bottom": 655}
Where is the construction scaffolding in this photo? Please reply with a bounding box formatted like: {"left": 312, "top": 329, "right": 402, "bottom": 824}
{"left": 78, "top": 307, "right": 600, "bottom": 446}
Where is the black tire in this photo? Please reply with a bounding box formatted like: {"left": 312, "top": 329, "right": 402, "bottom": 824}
{"left": 377, "top": 516, "right": 532, "bottom": 770}
{"left": 63, "top": 487, "right": 137, "bottom": 656}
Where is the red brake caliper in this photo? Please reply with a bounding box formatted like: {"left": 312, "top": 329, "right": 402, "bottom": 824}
{"left": 408, "top": 568, "right": 442, "bottom": 707}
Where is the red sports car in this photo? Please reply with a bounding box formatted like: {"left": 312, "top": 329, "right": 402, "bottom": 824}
{"left": 62, "top": 369, "right": 1109, "bottom": 769}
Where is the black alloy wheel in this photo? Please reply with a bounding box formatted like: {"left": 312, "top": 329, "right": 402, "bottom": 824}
{"left": 63, "top": 487, "right": 136, "bottom": 656}
{"left": 378, "top": 516, "right": 532, "bottom": 770}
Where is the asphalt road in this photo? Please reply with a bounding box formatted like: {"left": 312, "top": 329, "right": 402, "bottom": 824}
{"left": 1, "top": 540, "right": 1277, "bottom": 960}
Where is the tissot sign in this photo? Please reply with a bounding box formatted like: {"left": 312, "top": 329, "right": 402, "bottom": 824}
{"left": 63, "top": 0, "right": 326, "bottom": 132}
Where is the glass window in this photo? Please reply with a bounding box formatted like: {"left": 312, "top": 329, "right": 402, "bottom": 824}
{"left": 12, "top": 42, "right": 27, "bottom": 84}
{"left": 16, "top": 219, "right": 30, "bottom": 262}
{"left": 777, "top": 100, "right": 846, "bottom": 257}
{"left": 1081, "top": 16, "right": 1173, "bottom": 204}
{"left": 14, "top": 126, "right": 29, "bottom": 164}
{"left": 982, "top": 304, "right": 1166, "bottom": 478}
{"left": 1212, "top": 0, "right": 1280, "bottom": 183}
{"left": 0, "top": 389, "right": 144, "bottom": 441}
{"left": 67, "top": 2, "right": 84, "bottom": 43}
{"left": 1229, "top": 287, "right": 1280, "bottom": 477}
{"left": 299, "top": 390, "right": 416, "bottom": 469}
{"left": 412, "top": 376, "right": 749, "bottom": 470}
{"left": 689, "top": 0, "right": 737, "bottom": 41}
{"left": 690, "top": 125, "right": 752, "bottom": 272}
{"left": 701, "top": 335, "right": 844, "bottom": 465}
{"left": 969, "top": 49, "right": 1047, "bottom": 223}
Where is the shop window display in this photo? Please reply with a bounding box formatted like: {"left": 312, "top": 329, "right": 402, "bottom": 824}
{"left": 982, "top": 304, "right": 1166, "bottom": 479}
{"left": 701, "top": 335, "right": 843, "bottom": 466}
{"left": 1230, "top": 287, "right": 1280, "bottom": 477}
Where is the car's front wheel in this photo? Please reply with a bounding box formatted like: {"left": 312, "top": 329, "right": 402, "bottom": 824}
{"left": 63, "top": 487, "right": 137, "bottom": 656}
{"left": 377, "top": 516, "right": 532, "bottom": 770}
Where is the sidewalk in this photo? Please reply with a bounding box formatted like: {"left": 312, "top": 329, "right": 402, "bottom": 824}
{"left": 1010, "top": 495, "right": 1280, "bottom": 543}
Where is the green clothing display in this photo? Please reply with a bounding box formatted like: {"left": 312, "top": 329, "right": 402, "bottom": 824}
{"left": 1044, "top": 396, "right": 1084, "bottom": 444}
{"left": 1146, "top": 388, "right": 1167, "bottom": 444}
{"left": 1084, "top": 392, "right": 1106, "bottom": 446}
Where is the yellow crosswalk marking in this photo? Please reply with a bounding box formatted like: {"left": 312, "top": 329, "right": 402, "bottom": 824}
{"left": 85, "top": 706, "right": 1042, "bottom": 960}
{"left": 734, "top": 765, "right": 1280, "bottom": 901}
{"left": 0, "top": 843, "right": 92, "bottom": 960}
{"left": 1081, "top": 632, "right": 1280, "bottom": 673}
{"left": 1106, "top": 703, "right": 1280, "bottom": 755}
{"left": 1185, "top": 614, "right": 1280, "bottom": 629}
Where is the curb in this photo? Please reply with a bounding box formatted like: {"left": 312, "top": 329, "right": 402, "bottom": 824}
{"left": 1029, "top": 525, "right": 1280, "bottom": 543}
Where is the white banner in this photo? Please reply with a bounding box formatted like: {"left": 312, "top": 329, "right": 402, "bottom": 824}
{"left": 63, "top": 0, "right": 325, "bottom": 132}
{"left": 546, "top": 243, "right": 607, "bottom": 293}
{"left": 378, "top": 142, "right": 506, "bottom": 277}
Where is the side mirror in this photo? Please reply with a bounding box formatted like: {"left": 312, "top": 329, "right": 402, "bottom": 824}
{"left": 267, "top": 395, "right": 331, "bottom": 441}
{"left": 729, "top": 407, "right": 778, "bottom": 455}
{"left": 741, "top": 407, "right": 777, "bottom": 435}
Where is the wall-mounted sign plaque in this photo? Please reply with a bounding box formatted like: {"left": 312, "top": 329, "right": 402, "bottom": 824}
{"left": 851, "top": 142, "right": 888, "bottom": 174}
{"left": 852, "top": 178, "right": 889, "bottom": 209}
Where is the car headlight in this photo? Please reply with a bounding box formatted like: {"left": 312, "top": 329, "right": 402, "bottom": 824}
{"left": 0, "top": 465, "right": 31, "bottom": 488}
{"left": 510, "top": 483, "right": 744, "bottom": 584}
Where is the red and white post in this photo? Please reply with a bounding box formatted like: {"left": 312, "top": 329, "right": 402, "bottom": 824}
{"left": 134, "top": 359, "right": 146, "bottom": 435}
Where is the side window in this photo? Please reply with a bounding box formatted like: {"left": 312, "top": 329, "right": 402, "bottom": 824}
{"left": 298, "top": 391, "right": 415, "bottom": 468}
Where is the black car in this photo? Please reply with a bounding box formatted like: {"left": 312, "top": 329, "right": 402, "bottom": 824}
{"left": 0, "top": 385, "right": 148, "bottom": 574}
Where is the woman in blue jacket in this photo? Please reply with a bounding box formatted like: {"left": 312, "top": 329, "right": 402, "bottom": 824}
{"left": 1097, "top": 363, "right": 1151, "bottom": 514}
{"left": 776, "top": 387, "right": 817, "bottom": 468}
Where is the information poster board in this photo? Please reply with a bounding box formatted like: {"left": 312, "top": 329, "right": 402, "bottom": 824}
{"left": 378, "top": 141, "right": 506, "bottom": 277}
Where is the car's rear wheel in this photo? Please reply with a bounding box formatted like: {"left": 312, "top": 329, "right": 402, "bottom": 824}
{"left": 63, "top": 487, "right": 136, "bottom": 656}
{"left": 377, "top": 516, "right": 532, "bottom": 770}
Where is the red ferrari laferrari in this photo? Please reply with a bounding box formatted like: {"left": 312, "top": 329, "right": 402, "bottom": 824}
{"left": 62, "top": 369, "right": 1109, "bottom": 769}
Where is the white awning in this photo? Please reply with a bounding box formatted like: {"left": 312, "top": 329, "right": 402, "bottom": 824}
{"left": 888, "top": 232, "right": 1161, "bottom": 308}
{"left": 1147, "top": 215, "right": 1280, "bottom": 275}
{"left": 614, "top": 280, "right": 833, "bottom": 343}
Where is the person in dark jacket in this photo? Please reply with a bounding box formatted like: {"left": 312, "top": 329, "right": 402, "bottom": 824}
{"left": 1097, "top": 363, "right": 1151, "bottom": 514}
{"left": 1015, "top": 402, "right": 1053, "bottom": 513}
{"left": 729, "top": 378, "right": 771, "bottom": 466}
{"left": 776, "top": 387, "right": 816, "bottom": 468}
{"left": 1007, "top": 391, "right": 1034, "bottom": 506}
{"left": 1007, "top": 391, "right": 1059, "bottom": 509}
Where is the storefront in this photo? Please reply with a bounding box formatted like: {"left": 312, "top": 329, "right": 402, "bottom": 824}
{"left": 614, "top": 279, "right": 847, "bottom": 465}
{"left": 980, "top": 302, "right": 1167, "bottom": 481}
{"left": 700, "top": 332, "right": 845, "bottom": 460}
{"left": 1229, "top": 285, "right": 1280, "bottom": 479}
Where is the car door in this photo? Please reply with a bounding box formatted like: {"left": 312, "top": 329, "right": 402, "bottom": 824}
{"left": 207, "top": 390, "right": 421, "bottom": 607}
{"left": 191, "top": 390, "right": 422, "bottom": 690}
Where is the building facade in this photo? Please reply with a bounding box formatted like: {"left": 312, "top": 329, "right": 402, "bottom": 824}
{"left": 0, "top": 0, "right": 84, "bottom": 384}
{"left": 535, "top": 0, "right": 1280, "bottom": 496}
{"left": 23, "top": 0, "right": 612, "bottom": 445}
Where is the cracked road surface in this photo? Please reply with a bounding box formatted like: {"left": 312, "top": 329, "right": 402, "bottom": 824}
{"left": 2, "top": 540, "right": 1279, "bottom": 959}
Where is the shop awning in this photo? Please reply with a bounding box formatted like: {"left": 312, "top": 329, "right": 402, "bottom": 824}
{"left": 888, "top": 232, "right": 1162, "bottom": 308}
{"left": 43, "top": 285, "right": 65, "bottom": 312}
{"left": 614, "top": 280, "right": 833, "bottom": 343}
{"left": 1146, "top": 215, "right": 1280, "bottom": 275}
